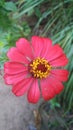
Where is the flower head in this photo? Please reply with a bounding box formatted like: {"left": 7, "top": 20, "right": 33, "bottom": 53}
{"left": 4, "top": 36, "right": 69, "bottom": 103}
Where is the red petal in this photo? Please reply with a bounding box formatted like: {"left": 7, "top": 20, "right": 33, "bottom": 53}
{"left": 32, "top": 36, "right": 52, "bottom": 58}
{"left": 40, "top": 37, "right": 52, "bottom": 58}
{"left": 16, "top": 38, "right": 34, "bottom": 59}
{"left": 51, "top": 69, "right": 69, "bottom": 81}
{"left": 40, "top": 76, "right": 64, "bottom": 101}
{"left": 27, "top": 79, "right": 40, "bottom": 103}
{"left": 4, "top": 71, "right": 28, "bottom": 85}
{"left": 7, "top": 47, "right": 29, "bottom": 64}
{"left": 4, "top": 62, "right": 27, "bottom": 74}
{"left": 12, "top": 78, "right": 33, "bottom": 96}
{"left": 46, "top": 44, "right": 63, "bottom": 61}
{"left": 49, "top": 54, "right": 68, "bottom": 67}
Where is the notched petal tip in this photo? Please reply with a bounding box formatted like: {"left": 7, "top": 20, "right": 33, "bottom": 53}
{"left": 3, "top": 74, "right": 12, "bottom": 85}
{"left": 7, "top": 47, "right": 15, "bottom": 58}
{"left": 16, "top": 37, "right": 34, "bottom": 59}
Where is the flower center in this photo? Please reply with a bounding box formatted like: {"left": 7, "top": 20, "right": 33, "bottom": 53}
{"left": 29, "top": 57, "right": 51, "bottom": 79}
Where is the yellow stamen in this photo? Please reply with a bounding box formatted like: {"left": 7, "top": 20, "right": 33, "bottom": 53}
{"left": 29, "top": 57, "right": 51, "bottom": 79}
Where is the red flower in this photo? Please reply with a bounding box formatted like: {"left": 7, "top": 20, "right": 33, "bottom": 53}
{"left": 4, "top": 36, "right": 69, "bottom": 103}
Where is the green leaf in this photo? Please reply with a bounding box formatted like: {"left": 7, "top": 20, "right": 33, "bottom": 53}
{"left": 35, "top": 8, "right": 42, "bottom": 18}
{"left": 0, "top": 0, "right": 5, "bottom": 6}
{"left": 3, "top": 2, "right": 17, "bottom": 12}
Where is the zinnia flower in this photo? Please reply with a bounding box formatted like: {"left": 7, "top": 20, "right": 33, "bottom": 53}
{"left": 4, "top": 36, "right": 69, "bottom": 103}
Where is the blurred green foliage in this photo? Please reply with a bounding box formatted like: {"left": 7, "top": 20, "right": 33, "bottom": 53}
{"left": 0, "top": 0, "right": 73, "bottom": 128}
